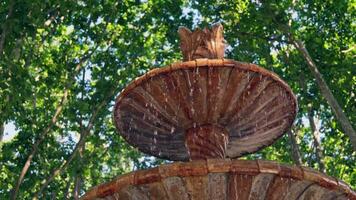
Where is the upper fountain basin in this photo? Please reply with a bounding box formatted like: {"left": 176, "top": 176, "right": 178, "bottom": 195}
{"left": 113, "top": 59, "right": 297, "bottom": 161}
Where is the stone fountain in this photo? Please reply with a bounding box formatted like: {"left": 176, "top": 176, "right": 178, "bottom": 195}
{"left": 82, "top": 24, "right": 355, "bottom": 200}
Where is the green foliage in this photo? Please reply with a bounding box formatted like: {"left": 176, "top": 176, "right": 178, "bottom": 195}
{"left": 0, "top": 0, "right": 354, "bottom": 198}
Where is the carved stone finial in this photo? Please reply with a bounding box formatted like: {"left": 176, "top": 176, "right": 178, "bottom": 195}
{"left": 178, "top": 23, "right": 225, "bottom": 61}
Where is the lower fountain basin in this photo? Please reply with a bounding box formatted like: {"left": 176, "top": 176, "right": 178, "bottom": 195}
{"left": 81, "top": 159, "right": 355, "bottom": 200}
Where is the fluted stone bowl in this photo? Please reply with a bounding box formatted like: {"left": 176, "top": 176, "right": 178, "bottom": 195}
{"left": 81, "top": 159, "right": 355, "bottom": 200}
{"left": 113, "top": 59, "right": 297, "bottom": 161}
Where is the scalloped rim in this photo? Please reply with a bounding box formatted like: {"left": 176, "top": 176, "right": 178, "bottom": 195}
{"left": 81, "top": 159, "right": 355, "bottom": 199}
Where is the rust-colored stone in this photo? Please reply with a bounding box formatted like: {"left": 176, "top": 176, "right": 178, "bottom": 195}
{"left": 183, "top": 176, "right": 208, "bottom": 200}
{"left": 159, "top": 162, "right": 183, "bottom": 178}
{"left": 207, "top": 158, "right": 231, "bottom": 172}
{"left": 163, "top": 177, "right": 189, "bottom": 200}
{"left": 125, "top": 185, "right": 150, "bottom": 200}
{"left": 83, "top": 24, "right": 354, "bottom": 200}
{"left": 283, "top": 180, "right": 314, "bottom": 199}
{"left": 337, "top": 179, "right": 356, "bottom": 200}
{"left": 178, "top": 160, "right": 208, "bottom": 177}
{"left": 80, "top": 186, "right": 98, "bottom": 200}
{"left": 265, "top": 176, "right": 296, "bottom": 200}
{"left": 116, "top": 173, "right": 135, "bottom": 191}
{"left": 134, "top": 167, "right": 161, "bottom": 185}
{"left": 230, "top": 160, "right": 259, "bottom": 175}
{"left": 279, "top": 164, "right": 303, "bottom": 180}
{"left": 81, "top": 160, "right": 355, "bottom": 200}
{"left": 297, "top": 184, "right": 327, "bottom": 200}
{"left": 115, "top": 186, "right": 132, "bottom": 200}
{"left": 178, "top": 24, "right": 225, "bottom": 61}
{"left": 302, "top": 166, "right": 338, "bottom": 190}
{"left": 248, "top": 173, "right": 275, "bottom": 200}
{"left": 139, "top": 182, "right": 169, "bottom": 200}
{"left": 114, "top": 59, "right": 297, "bottom": 161}
{"left": 159, "top": 160, "right": 208, "bottom": 178}
{"left": 228, "top": 173, "right": 253, "bottom": 200}
{"left": 96, "top": 179, "right": 119, "bottom": 198}
{"left": 208, "top": 173, "right": 227, "bottom": 199}
{"left": 185, "top": 125, "right": 229, "bottom": 160}
{"left": 257, "top": 160, "right": 280, "bottom": 174}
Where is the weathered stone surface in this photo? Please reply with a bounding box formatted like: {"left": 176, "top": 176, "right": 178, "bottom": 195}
{"left": 248, "top": 173, "right": 275, "bottom": 200}
{"left": 84, "top": 25, "right": 354, "bottom": 200}
{"left": 81, "top": 160, "right": 355, "bottom": 200}
{"left": 230, "top": 159, "right": 259, "bottom": 175}
{"left": 302, "top": 166, "right": 338, "bottom": 189}
{"left": 279, "top": 164, "right": 303, "bottom": 180}
{"left": 163, "top": 177, "right": 189, "bottom": 200}
{"left": 114, "top": 59, "right": 297, "bottom": 161}
{"left": 139, "top": 182, "right": 169, "bottom": 200}
{"left": 183, "top": 176, "right": 208, "bottom": 200}
{"left": 228, "top": 173, "right": 253, "bottom": 200}
{"left": 185, "top": 125, "right": 229, "bottom": 160}
{"left": 265, "top": 177, "right": 296, "bottom": 200}
{"left": 124, "top": 185, "right": 149, "bottom": 200}
{"left": 207, "top": 158, "right": 231, "bottom": 173}
{"left": 257, "top": 160, "right": 280, "bottom": 174}
{"left": 298, "top": 184, "right": 328, "bottom": 200}
{"left": 178, "top": 24, "right": 225, "bottom": 61}
{"left": 283, "top": 180, "right": 313, "bottom": 199}
{"left": 208, "top": 173, "right": 227, "bottom": 200}
{"left": 134, "top": 167, "right": 160, "bottom": 185}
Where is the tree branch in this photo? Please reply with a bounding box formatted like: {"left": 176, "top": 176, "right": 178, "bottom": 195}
{"left": 262, "top": 0, "right": 356, "bottom": 151}
{"left": 290, "top": 36, "right": 356, "bottom": 151}
{"left": 287, "top": 128, "right": 303, "bottom": 166}
{"left": 308, "top": 108, "right": 326, "bottom": 172}
{"left": 63, "top": 177, "right": 72, "bottom": 200}
{"left": 0, "top": 122, "right": 4, "bottom": 143}
{"left": 0, "top": 0, "right": 15, "bottom": 57}
{"left": 33, "top": 87, "right": 118, "bottom": 199}
{"left": 11, "top": 48, "right": 97, "bottom": 200}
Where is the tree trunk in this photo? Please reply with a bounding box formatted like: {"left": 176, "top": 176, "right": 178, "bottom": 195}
{"left": 33, "top": 132, "right": 88, "bottom": 199}
{"left": 308, "top": 109, "right": 326, "bottom": 172}
{"left": 0, "top": 0, "right": 15, "bottom": 56}
{"left": 73, "top": 175, "right": 82, "bottom": 200}
{"left": 290, "top": 37, "right": 356, "bottom": 151}
{"left": 0, "top": 122, "right": 4, "bottom": 143}
{"left": 11, "top": 51, "right": 95, "bottom": 200}
{"left": 33, "top": 88, "right": 117, "bottom": 198}
{"left": 11, "top": 97, "right": 67, "bottom": 200}
{"left": 73, "top": 144, "right": 84, "bottom": 200}
{"left": 63, "top": 178, "right": 72, "bottom": 200}
{"left": 287, "top": 129, "right": 302, "bottom": 166}
{"left": 269, "top": 0, "right": 356, "bottom": 150}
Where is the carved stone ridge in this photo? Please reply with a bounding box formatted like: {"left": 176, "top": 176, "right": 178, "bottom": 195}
{"left": 178, "top": 23, "right": 226, "bottom": 61}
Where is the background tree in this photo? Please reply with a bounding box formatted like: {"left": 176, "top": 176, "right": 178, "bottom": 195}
{"left": 0, "top": 0, "right": 354, "bottom": 199}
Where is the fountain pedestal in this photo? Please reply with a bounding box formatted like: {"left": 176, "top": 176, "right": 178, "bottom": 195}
{"left": 81, "top": 24, "right": 355, "bottom": 200}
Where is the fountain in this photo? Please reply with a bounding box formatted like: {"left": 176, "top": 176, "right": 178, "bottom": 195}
{"left": 82, "top": 24, "right": 355, "bottom": 200}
